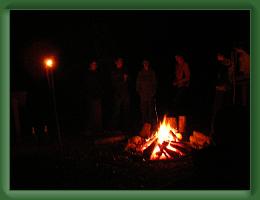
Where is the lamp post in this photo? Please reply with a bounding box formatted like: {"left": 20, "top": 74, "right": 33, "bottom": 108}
{"left": 44, "top": 57, "right": 63, "bottom": 153}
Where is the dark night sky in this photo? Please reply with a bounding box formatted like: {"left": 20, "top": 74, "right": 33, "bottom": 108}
{"left": 11, "top": 10, "right": 249, "bottom": 74}
{"left": 10, "top": 10, "right": 250, "bottom": 129}
{"left": 11, "top": 10, "right": 250, "bottom": 80}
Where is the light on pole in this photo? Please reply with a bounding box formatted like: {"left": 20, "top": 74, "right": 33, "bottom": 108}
{"left": 44, "top": 58, "right": 54, "bottom": 69}
{"left": 43, "top": 56, "right": 63, "bottom": 153}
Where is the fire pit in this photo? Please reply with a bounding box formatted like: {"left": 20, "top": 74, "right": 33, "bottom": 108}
{"left": 141, "top": 116, "right": 191, "bottom": 160}
{"left": 125, "top": 115, "right": 207, "bottom": 161}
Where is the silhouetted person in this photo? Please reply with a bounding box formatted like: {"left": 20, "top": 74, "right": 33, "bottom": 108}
{"left": 233, "top": 47, "right": 250, "bottom": 107}
{"left": 211, "top": 47, "right": 250, "bottom": 133}
{"left": 84, "top": 60, "right": 103, "bottom": 134}
{"left": 171, "top": 54, "right": 190, "bottom": 115}
{"left": 110, "top": 58, "right": 130, "bottom": 132}
{"left": 210, "top": 52, "right": 233, "bottom": 136}
{"left": 215, "top": 52, "right": 233, "bottom": 108}
{"left": 136, "top": 59, "right": 157, "bottom": 124}
{"left": 214, "top": 48, "right": 250, "bottom": 109}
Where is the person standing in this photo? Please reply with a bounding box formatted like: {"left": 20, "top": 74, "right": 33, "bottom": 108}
{"left": 214, "top": 52, "right": 233, "bottom": 109}
{"left": 84, "top": 60, "right": 103, "bottom": 134}
{"left": 110, "top": 58, "right": 130, "bottom": 132}
{"left": 210, "top": 52, "right": 234, "bottom": 137}
{"left": 233, "top": 47, "right": 250, "bottom": 107}
{"left": 172, "top": 54, "right": 191, "bottom": 115}
{"left": 136, "top": 59, "right": 157, "bottom": 124}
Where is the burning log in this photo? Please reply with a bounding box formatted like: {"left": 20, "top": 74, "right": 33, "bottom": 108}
{"left": 166, "top": 144, "right": 186, "bottom": 156}
{"left": 164, "top": 145, "right": 184, "bottom": 159}
{"left": 169, "top": 130, "right": 178, "bottom": 141}
{"left": 126, "top": 115, "right": 193, "bottom": 160}
{"left": 152, "top": 142, "right": 187, "bottom": 160}
{"left": 143, "top": 138, "right": 157, "bottom": 159}
{"left": 169, "top": 130, "right": 182, "bottom": 141}
{"left": 169, "top": 142, "right": 193, "bottom": 153}
{"left": 141, "top": 132, "right": 158, "bottom": 151}
{"left": 125, "top": 136, "right": 146, "bottom": 153}
{"left": 157, "top": 142, "right": 170, "bottom": 159}
{"left": 150, "top": 139, "right": 189, "bottom": 160}
{"left": 189, "top": 131, "right": 211, "bottom": 149}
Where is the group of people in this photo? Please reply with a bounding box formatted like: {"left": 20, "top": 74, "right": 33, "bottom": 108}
{"left": 83, "top": 47, "right": 250, "bottom": 135}
{"left": 11, "top": 46, "right": 250, "bottom": 140}
{"left": 215, "top": 47, "right": 250, "bottom": 107}
{"left": 211, "top": 47, "right": 250, "bottom": 136}
{"left": 83, "top": 55, "right": 191, "bottom": 134}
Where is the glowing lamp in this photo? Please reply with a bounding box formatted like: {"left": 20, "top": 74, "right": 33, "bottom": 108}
{"left": 44, "top": 58, "right": 54, "bottom": 69}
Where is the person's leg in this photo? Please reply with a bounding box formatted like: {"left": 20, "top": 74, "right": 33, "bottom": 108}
{"left": 93, "top": 99, "right": 103, "bottom": 132}
{"left": 110, "top": 96, "right": 121, "bottom": 131}
{"left": 86, "top": 98, "right": 94, "bottom": 132}
{"left": 141, "top": 98, "right": 151, "bottom": 124}
{"left": 147, "top": 98, "right": 154, "bottom": 124}
{"left": 173, "top": 87, "right": 186, "bottom": 115}
{"left": 121, "top": 95, "right": 130, "bottom": 132}
{"left": 210, "top": 90, "right": 224, "bottom": 138}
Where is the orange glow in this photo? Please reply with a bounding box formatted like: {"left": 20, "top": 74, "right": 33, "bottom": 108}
{"left": 149, "top": 115, "right": 183, "bottom": 160}
{"left": 44, "top": 58, "right": 54, "bottom": 69}
{"left": 175, "top": 133, "right": 182, "bottom": 140}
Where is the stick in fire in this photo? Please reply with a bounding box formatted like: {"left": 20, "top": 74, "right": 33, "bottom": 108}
{"left": 141, "top": 131, "right": 158, "bottom": 152}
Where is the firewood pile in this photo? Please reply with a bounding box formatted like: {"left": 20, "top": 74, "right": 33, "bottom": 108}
{"left": 189, "top": 131, "right": 211, "bottom": 149}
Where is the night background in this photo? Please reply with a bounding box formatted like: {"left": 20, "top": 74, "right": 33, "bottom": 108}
{"left": 10, "top": 10, "right": 250, "bottom": 189}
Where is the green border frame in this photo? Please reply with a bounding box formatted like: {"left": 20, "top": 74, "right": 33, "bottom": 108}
{"left": 0, "top": 0, "right": 258, "bottom": 199}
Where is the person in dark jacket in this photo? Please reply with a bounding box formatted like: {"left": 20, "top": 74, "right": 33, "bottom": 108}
{"left": 136, "top": 59, "right": 157, "bottom": 124}
{"left": 84, "top": 60, "right": 103, "bottom": 133}
{"left": 110, "top": 58, "right": 130, "bottom": 132}
{"left": 210, "top": 52, "right": 233, "bottom": 137}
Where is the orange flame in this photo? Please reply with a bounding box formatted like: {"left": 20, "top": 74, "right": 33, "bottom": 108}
{"left": 150, "top": 115, "right": 183, "bottom": 160}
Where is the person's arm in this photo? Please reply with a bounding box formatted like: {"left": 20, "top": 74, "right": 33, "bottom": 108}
{"left": 183, "top": 63, "right": 190, "bottom": 83}
{"left": 173, "top": 63, "right": 190, "bottom": 87}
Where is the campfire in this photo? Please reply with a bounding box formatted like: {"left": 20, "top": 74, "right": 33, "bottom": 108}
{"left": 125, "top": 115, "right": 211, "bottom": 160}
{"left": 141, "top": 116, "right": 190, "bottom": 160}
